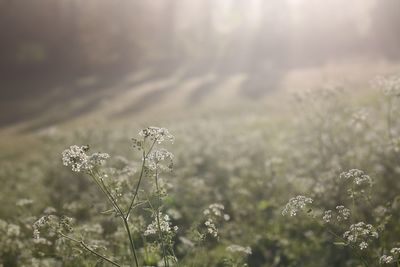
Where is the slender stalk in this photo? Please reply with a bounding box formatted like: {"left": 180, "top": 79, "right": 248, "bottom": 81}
{"left": 311, "top": 216, "right": 369, "bottom": 267}
{"left": 99, "top": 176, "right": 125, "bottom": 217}
{"left": 326, "top": 225, "right": 369, "bottom": 267}
{"left": 126, "top": 140, "right": 156, "bottom": 219}
{"left": 325, "top": 227, "right": 369, "bottom": 267}
{"left": 154, "top": 165, "right": 169, "bottom": 267}
{"left": 122, "top": 217, "right": 140, "bottom": 267}
{"left": 89, "top": 171, "right": 122, "bottom": 217}
{"left": 90, "top": 171, "right": 140, "bottom": 266}
{"left": 58, "top": 232, "right": 122, "bottom": 267}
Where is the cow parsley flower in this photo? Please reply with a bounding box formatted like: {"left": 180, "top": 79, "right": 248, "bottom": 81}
{"left": 339, "top": 169, "right": 372, "bottom": 187}
{"left": 203, "top": 203, "right": 225, "bottom": 217}
{"left": 62, "top": 145, "right": 109, "bottom": 173}
{"left": 201, "top": 203, "right": 229, "bottom": 239}
{"left": 33, "top": 216, "right": 50, "bottom": 239}
{"left": 204, "top": 218, "right": 218, "bottom": 237}
{"left": 323, "top": 210, "right": 332, "bottom": 223}
{"left": 391, "top": 247, "right": 400, "bottom": 255}
{"left": 144, "top": 212, "right": 178, "bottom": 237}
{"left": 16, "top": 198, "right": 34, "bottom": 207}
{"left": 139, "top": 127, "right": 174, "bottom": 144}
{"left": 62, "top": 145, "right": 90, "bottom": 172}
{"left": 7, "top": 224, "right": 20, "bottom": 237}
{"left": 147, "top": 149, "right": 174, "bottom": 169}
{"left": 359, "top": 241, "right": 368, "bottom": 250}
{"left": 380, "top": 255, "right": 394, "bottom": 264}
{"left": 343, "top": 222, "right": 378, "bottom": 250}
{"left": 226, "top": 244, "right": 252, "bottom": 255}
{"left": 374, "top": 75, "right": 400, "bottom": 97}
{"left": 336, "top": 206, "right": 351, "bottom": 221}
{"left": 282, "top": 195, "right": 313, "bottom": 216}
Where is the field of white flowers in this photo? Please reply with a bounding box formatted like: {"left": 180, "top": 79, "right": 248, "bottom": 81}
{"left": 1, "top": 77, "right": 400, "bottom": 267}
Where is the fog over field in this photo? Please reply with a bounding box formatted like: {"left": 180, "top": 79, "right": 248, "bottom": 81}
{"left": 1, "top": 1, "right": 400, "bottom": 267}
{"left": 1, "top": 0, "right": 400, "bottom": 130}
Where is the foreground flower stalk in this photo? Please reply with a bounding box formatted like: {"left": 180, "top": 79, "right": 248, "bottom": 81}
{"left": 57, "top": 127, "right": 174, "bottom": 267}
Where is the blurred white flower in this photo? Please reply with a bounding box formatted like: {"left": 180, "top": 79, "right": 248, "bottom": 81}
{"left": 282, "top": 195, "right": 313, "bottom": 217}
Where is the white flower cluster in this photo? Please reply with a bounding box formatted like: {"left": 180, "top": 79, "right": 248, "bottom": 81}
{"left": 33, "top": 216, "right": 50, "bottom": 239}
{"left": 374, "top": 75, "right": 400, "bottom": 97}
{"left": 16, "top": 198, "right": 34, "bottom": 207}
{"left": 62, "top": 145, "right": 109, "bottom": 173}
{"left": 226, "top": 244, "right": 252, "bottom": 255}
{"left": 323, "top": 206, "right": 351, "bottom": 223}
{"left": 147, "top": 149, "right": 174, "bottom": 174}
{"left": 282, "top": 195, "right": 313, "bottom": 217}
{"left": 390, "top": 137, "right": 400, "bottom": 153}
{"left": 380, "top": 247, "right": 400, "bottom": 264}
{"left": 147, "top": 149, "right": 174, "bottom": 172}
{"left": 391, "top": 248, "right": 400, "bottom": 255}
{"left": 322, "top": 210, "right": 332, "bottom": 223}
{"left": 339, "top": 169, "right": 372, "bottom": 187}
{"left": 148, "top": 149, "right": 174, "bottom": 163}
{"left": 204, "top": 218, "right": 218, "bottom": 237}
{"left": 0, "top": 219, "right": 20, "bottom": 238}
{"left": 380, "top": 255, "right": 394, "bottom": 264}
{"left": 343, "top": 222, "right": 378, "bottom": 250}
{"left": 203, "top": 203, "right": 230, "bottom": 238}
{"left": 144, "top": 212, "right": 178, "bottom": 237}
{"left": 139, "top": 127, "right": 174, "bottom": 144}
{"left": 33, "top": 215, "right": 73, "bottom": 240}
{"left": 203, "top": 203, "right": 227, "bottom": 219}
{"left": 336, "top": 206, "right": 351, "bottom": 221}
{"left": 349, "top": 108, "right": 369, "bottom": 132}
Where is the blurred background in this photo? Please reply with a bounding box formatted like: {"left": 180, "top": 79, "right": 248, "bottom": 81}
{"left": 3, "top": 2, "right": 400, "bottom": 266}
{"left": 1, "top": 0, "right": 400, "bottom": 132}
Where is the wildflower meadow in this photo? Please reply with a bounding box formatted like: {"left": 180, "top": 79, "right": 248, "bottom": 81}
{"left": 0, "top": 76, "right": 400, "bottom": 267}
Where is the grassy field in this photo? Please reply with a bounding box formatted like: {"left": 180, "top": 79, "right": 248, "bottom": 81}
{"left": 1, "top": 62, "right": 400, "bottom": 266}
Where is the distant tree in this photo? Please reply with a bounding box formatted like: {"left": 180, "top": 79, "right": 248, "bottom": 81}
{"left": 370, "top": 0, "right": 400, "bottom": 60}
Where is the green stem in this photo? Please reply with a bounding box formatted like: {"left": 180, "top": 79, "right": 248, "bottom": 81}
{"left": 127, "top": 140, "right": 156, "bottom": 219}
{"left": 311, "top": 217, "right": 369, "bottom": 267}
{"left": 59, "top": 232, "right": 122, "bottom": 267}
{"left": 155, "top": 164, "right": 169, "bottom": 267}
{"left": 122, "top": 218, "right": 140, "bottom": 267}
{"left": 326, "top": 227, "right": 369, "bottom": 267}
{"left": 90, "top": 171, "right": 139, "bottom": 266}
{"left": 99, "top": 176, "right": 125, "bottom": 216}
{"left": 89, "top": 171, "right": 123, "bottom": 217}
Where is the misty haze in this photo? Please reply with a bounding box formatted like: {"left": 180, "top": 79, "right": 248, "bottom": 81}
{"left": 1, "top": 1, "right": 400, "bottom": 266}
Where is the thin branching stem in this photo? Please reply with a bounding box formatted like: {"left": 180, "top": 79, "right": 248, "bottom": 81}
{"left": 323, "top": 222, "right": 369, "bottom": 267}
{"left": 126, "top": 139, "right": 156, "bottom": 219}
{"left": 122, "top": 217, "right": 140, "bottom": 267}
{"left": 89, "top": 171, "right": 123, "bottom": 217}
{"left": 89, "top": 170, "right": 140, "bottom": 267}
{"left": 58, "top": 232, "right": 122, "bottom": 267}
{"left": 154, "top": 164, "right": 169, "bottom": 267}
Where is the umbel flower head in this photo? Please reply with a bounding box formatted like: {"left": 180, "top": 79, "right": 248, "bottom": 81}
{"left": 379, "top": 247, "right": 400, "bottom": 264}
{"left": 144, "top": 212, "right": 178, "bottom": 237}
{"left": 373, "top": 75, "right": 400, "bottom": 97}
{"left": 226, "top": 244, "right": 252, "bottom": 255}
{"left": 282, "top": 195, "right": 313, "bottom": 217}
{"left": 342, "top": 222, "right": 378, "bottom": 250}
{"left": 339, "top": 169, "right": 372, "bottom": 187}
{"left": 62, "top": 145, "right": 109, "bottom": 173}
{"left": 139, "top": 127, "right": 174, "bottom": 144}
